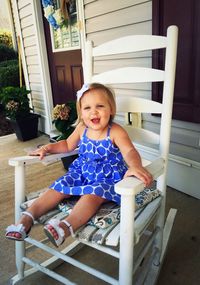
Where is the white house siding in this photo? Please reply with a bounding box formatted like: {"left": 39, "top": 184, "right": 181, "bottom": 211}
{"left": 10, "top": 0, "right": 49, "bottom": 132}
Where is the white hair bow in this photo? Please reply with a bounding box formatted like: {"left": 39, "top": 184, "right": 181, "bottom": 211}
{"left": 76, "top": 83, "right": 90, "bottom": 101}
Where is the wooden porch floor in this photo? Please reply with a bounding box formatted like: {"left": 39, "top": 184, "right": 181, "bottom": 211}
{"left": 0, "top": 133, "right": 199, "bottom": 285}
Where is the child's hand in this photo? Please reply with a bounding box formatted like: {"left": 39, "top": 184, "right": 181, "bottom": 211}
{"left": 29, "top": 147, "right": 47, "bottom": 160}
{"left": 124, "top": 166, "right": 153, "bottom": 187}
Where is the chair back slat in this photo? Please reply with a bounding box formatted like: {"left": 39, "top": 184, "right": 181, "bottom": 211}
{"left": 93, "top": 35, "right": 167, "bottom": 56}
{"left": 116, "top": 97, "right": 162, "bottom": 114}
{"left": 92, "top": 67, "right": 164, "bottom": 84}
{"left": 123, "top": 126, "right": 160, "bottom": 145}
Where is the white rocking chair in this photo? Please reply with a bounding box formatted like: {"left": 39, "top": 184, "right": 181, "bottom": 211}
{"left": 9, "top": 25, "right": 178, "bottom": 284}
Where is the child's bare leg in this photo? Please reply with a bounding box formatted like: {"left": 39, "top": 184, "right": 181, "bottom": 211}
{"left": 49, "top": 194, "right": 106, "bottom": 240}
{"left": 7, "top": 189, "right": 69, "bottom": 239}
{"left": 27, "top": 189, "right": 70, "bottom": 219}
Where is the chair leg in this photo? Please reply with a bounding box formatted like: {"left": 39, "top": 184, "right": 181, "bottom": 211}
{"left": 152, "top": 176, "right": 166, "bottom": 265}
{"left": 15, "top": 242, "right": 25, "bottom": 279}
{"left": 14, "top": 164, "right": 26, "bottom": 279}
{"left": 119, "top": 195, "right": 135, "bottom": 285}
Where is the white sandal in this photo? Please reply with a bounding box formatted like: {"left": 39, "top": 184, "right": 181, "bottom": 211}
{"left": 44, "top": 218, "right": 74, "bottom": 247}
{"left": 5, "top": 211, "right": 34, "bottom": 241}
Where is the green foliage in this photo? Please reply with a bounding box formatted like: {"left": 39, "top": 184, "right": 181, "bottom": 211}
{"left": 54, "top": 126, "right": 75, "bottom": 141}
{"left": 0, "top": 59, "right": 19, "bottom": 88}
{"left": 0, "top": 44, "right": 17, "bottom": 63}
{"left": 0, "top": 33, "right": 19, "bottom": 87}
{"left": 0, "top": 59, "right": 18, "bottom": 67}
{"left": 0, "top": 86, "right": 31, "bottom": 120}
{"left": 64, "top": 101, "right": 77, "bottom": 125}
{"left": 0, "top": 30, "right": 13, "bottom": 48}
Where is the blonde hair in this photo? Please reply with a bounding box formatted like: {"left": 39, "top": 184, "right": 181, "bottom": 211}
{"left": 76, "top": 83, "right": 116, "bottom": 125}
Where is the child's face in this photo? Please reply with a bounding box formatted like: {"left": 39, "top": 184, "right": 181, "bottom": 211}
{"left": 80, "top": 90, "right": 112, "bottom": 131}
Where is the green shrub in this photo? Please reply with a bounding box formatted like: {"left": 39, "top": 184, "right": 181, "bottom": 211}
{"left": 0, "top": 59, "right": 19, "bottom": 88}
{"left": 0, "top": 86, "right": 31, "bottom": 120}
{"left": 0, "top": 59, "right": 18, "bottom": 67}
{"left": 0, "top": 44, "right": 17, "bottom": 63}
{"left": 0, "top": 30, "right": 13, "bottom": 48}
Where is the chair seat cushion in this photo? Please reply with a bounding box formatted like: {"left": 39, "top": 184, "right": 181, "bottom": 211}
{"left": 20, "top": 186, "right": 161, "bottom": 246}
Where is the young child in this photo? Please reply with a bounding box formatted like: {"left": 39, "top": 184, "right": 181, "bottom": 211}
{"left": 6, "top": 83, "right": 153, "bottom": 247}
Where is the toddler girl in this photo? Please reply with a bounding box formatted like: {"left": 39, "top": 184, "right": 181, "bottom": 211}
{"left": 6, "top": 83, "right": 152, "bottom": 247}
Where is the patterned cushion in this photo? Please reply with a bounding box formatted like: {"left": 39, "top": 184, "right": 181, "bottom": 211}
{"left": 58, "top": 185, "right": 161, "bottom": 229}
{"left": 135, "top": 186, "right": 161, "bottom": 210}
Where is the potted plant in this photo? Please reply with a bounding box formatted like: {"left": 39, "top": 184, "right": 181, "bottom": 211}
{"left": 52, "top": 101, "right": 77, "bottom": 141}
{"left": 0, "top": 86, "right": 40, "bottom": 141}
{"left": 51, "top": 101, "right": 78, "bottom": 169}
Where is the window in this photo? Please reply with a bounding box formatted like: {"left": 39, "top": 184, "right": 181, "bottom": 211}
{"left": 50, "top": 0, "right": 80, "bottom": 52}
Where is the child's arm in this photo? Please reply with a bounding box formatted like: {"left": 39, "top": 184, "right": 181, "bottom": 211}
{"left": 30, "top": 123, "right": 83, "bottom": 160}
{"left": 112, "top": 124, "right": 153, "bottom": 187}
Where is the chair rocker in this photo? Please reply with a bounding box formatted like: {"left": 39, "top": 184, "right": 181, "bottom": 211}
{"left": 9, "top": 25, "right": 178, "bottom": 284}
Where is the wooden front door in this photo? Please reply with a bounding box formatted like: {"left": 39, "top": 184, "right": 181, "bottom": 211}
{"left": 42, "top": 1, "right": 83, "bottom": 105}
{"left": 153, "top": 0, "right": 200, "bottom": 123}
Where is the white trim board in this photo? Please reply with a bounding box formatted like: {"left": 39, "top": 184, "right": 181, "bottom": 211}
{"left": 136, "top": 143, "right": 200, "bottom": 199}
{"left": 31, "top": 1, "right": 54, "bottom": 134}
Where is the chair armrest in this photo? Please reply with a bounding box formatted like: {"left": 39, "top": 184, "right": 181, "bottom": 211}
{"left": 9, "top": 149, "right": 79, "bottom": 167}
{"left": 115, "top": 157, "right": 164, "bottom": 196}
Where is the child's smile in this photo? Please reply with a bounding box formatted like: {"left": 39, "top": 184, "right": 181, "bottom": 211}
{"left": 91, "top": 118, "right": 100, "bottom": 124}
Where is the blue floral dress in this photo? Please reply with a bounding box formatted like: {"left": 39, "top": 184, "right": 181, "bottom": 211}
{"left": 50, "top": 125, "right": 128, "bottom": 204}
